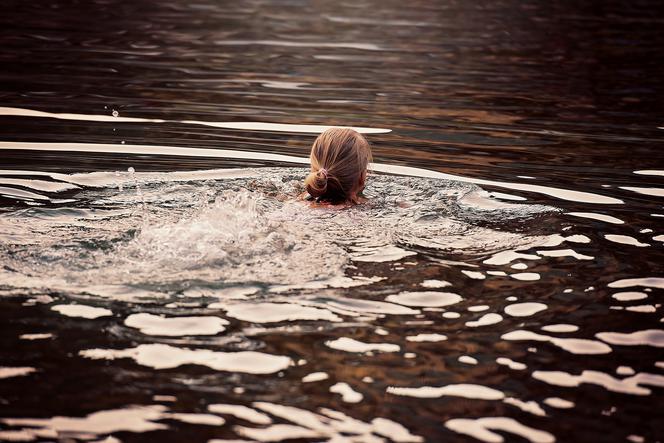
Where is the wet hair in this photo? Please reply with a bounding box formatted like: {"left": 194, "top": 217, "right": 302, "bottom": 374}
{"left": 304, "top": 128, "right": 372, "bottom": 203}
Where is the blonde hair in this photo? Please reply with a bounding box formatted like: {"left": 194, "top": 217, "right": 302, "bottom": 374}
{"left": 304, "top": 128, "right": 372, "bottom": 203}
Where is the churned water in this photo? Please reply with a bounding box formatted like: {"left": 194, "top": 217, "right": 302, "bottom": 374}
{"left": 1, "top": 1, "right": 663, "bottom": 442}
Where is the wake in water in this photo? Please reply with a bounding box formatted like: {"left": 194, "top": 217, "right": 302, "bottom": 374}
{"left": 0, "top": 167, "right": 558, "bottom": 298}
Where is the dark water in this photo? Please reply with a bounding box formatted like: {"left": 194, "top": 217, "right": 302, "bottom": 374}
{"left": 1, "top": 1, "right": 663, "bottom": 442}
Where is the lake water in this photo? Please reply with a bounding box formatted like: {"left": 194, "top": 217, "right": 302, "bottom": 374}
{"left": 1, "top": 1, "right": 663, "bottom": 442}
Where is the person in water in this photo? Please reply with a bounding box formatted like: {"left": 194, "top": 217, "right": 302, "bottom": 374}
{"left": 303, "top": 127, "right": 372, "bottom": 205}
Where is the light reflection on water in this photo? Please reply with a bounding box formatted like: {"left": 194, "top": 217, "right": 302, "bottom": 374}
{"left": 0, "top": 165, "right": 662, "bottom": 442}
{"left": 1, "top": 0, "right": 663, "bottom": 441}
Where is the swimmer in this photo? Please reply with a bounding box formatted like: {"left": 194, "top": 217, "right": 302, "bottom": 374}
{"left": 303, "top": 127, "right": 372, "bottom": 205}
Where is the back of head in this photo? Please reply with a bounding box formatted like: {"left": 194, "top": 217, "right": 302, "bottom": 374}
{"left": 304, "top": 128, "right": 372, "bottom": 203}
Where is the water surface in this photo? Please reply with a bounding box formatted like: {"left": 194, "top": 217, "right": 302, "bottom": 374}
{"left": 1, "top": 1, "right": 663, "bottom": 442}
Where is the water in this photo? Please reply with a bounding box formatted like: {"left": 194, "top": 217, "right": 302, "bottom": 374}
{"left": 1, "top": 1, "right": 663, "bottom": 442}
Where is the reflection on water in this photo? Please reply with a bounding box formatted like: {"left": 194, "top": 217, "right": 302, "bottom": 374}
{"left": 1, "top": 0, "right": 663, "bottom": 442}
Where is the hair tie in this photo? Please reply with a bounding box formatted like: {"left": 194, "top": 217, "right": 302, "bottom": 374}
{"left": 319, "top": 168, "right": 328, "bottom": 177}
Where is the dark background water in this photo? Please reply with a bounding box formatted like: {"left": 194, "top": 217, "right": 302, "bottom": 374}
{"left": 1, "top": 1, "right": 663, "bottom": 442}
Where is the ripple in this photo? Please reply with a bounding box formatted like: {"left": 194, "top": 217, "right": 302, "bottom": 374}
{"left": 351, "top": 245, "right": 416, "bottom": 263}
{"left": 611, "top": 292, "right": 648, "bottom": 301}
{"left": 0, "top": 107, "right": 390, "bottom": 134}
{"left": 532, "top": 370, "right": 664, "bottom": 396}
{"left": 0, "top": 141, "right": 621, "bottom": 204}
{"left": 223, "top": 302, "right": 342, "bottom": 323}
{"left": 51, "top": 304, "right": 113, "bottom": 319}
{"left": 405, "top": 333, "right": 448, "bottom": 342}
{"left": 445, "top": 417, "right": 555, "bottom": 443}
{"left": 124, "top": 313, "right": 229, "bottom": 336}
{"left": 604, "top": 234, "right": 650, "bottom": 247}
{"left": 19, "top": 333, "right": 54, "bottom": 340}
{"left": 208, "top": 404, "right": 272, "bottom": 425}
{"left": 541, "top": 324, "right": 579, "bottom": 333}
{"left": 608, "top": 277, "right": 664, "bottom": 289}
{"left": 459, "top": 356, "right": 478, "bottom": 365}
{"left": 567, "top": 212, "right": 624, "bottom": 224}
{"left": 420, "top": 279, "right": 452, "bottom": 288}
{"left": 233, "top": 402, "right": 423, "bottom": 442}
{"left": 504, "top": 303, "right": 547, "bottom": 317}
{"left": 325, "top": 337, "right": 400, "bottom": 353}
{"left": 502, "top": 330, "right": 612, "bottom": 355}
{"left": 536, "top": 249, "right": 594, "bottom": 260}
{"left": 543, "top": 397, "right": 575, "bottom": 409}
{"left": 619, "top": 186, "right": 664, "bottom": 197}
{"left": 386, "top": 291, "right": 463, "bottom": 307}
{"left": 509, "top": 273, "right": 541, "bottom": 281}
{"left": 595, "top": 329, "right": 664, "bottom": 347}
{"left": 0, "top": 367, "right": 36, "bottom": 379}
{"left": 329, "top": 382, "right": 363, "bottom": 403}
{"left": 1, "top": 405, "right": 169, "bottom": 438}
{"left": 79, "top": 344, "right": 292, "bottom": 374}
{"left": 496, "top": 357, "right": 527, "bottom": 370}
{"left": 387, "top": 383, "right": 505, "bottom": 400}
{"left": 466, "top": 313, "right": 503, "bottom": 328}
{"left": 302, "top": 372, "right": 329, "bottom": 383}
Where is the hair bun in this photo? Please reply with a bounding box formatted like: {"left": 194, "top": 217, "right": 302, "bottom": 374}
{"left": 305, "top": 168, "right": 329, "bottom": 198}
